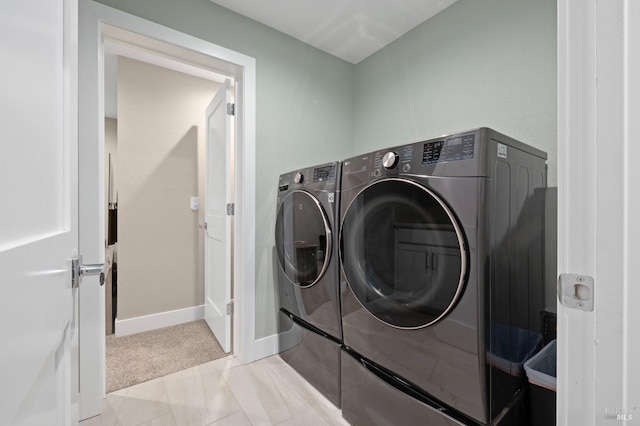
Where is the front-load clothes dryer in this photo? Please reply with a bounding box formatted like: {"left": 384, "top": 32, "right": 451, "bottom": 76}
{"left": 339, "top": 128, "right": 546, "bottom": 425}
{"left": 275, "top": 161, "right": 342, "bottom": 407}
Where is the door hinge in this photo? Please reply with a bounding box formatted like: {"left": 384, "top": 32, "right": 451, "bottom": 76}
{"left": 226, "top": 301, "right": 234, "bottom": 315}
{"left": 226, "top": 102, "right": 235, "bottom": 116}
{"left": 226, "top": 203, "right": 235, "bottom": 216}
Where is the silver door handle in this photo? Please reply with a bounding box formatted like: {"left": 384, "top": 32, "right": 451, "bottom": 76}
{"left": 81, "top": 263, "right": 106, "bottom": 287}
{"left": 72, "top": 256, "right": 107, "bottom": 288}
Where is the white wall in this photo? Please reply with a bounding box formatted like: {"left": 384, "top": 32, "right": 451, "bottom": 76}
{"left": 117, "top": 56, "right": 220, "bottom": 321}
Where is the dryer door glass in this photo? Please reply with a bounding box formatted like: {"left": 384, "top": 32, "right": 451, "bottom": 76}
{"left": 275, "top": 190, "right": 332, "bottom": 287}
{"left": 341, "top": 178, "right": 467, "bottom": 328}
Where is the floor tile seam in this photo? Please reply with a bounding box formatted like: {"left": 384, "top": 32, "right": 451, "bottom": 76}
{"left": 114, "top": 394, "right": 175, "bottom": 426}
{"left": 196, "top": 364, "right": 246, "bottom": 424}
{"left": 257, "top": 361, "right": 338, "bottom": 424}
{"left": 264, "top": 359, "right": 336, "bottom": 416}
{"left": 221, "top": 366, "right": 275, "bottom": 425}
{"left": 201, "top": 408, "right": 247, "bottom": 426}
{"left": 215, "top": 357, "right": 245, "bottom": 384}
{"left": 100, "top": 399, "right": 126, "bottom": 425}
{"left": 131, "top": 409, "right": 178, "bottom": 426}
{"left": 248, "top": 362, "right": 307, "bottom": 418}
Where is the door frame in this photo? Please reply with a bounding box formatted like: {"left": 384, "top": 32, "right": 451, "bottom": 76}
{"left": 558, "top": 0, "right": 639, "bottom": 423}
{"left": 79, "top": 0, "right": 256, "bottom": 417}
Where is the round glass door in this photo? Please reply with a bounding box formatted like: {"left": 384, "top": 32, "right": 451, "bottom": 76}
{"left": 275, "top": 190, "right": 332, "bottom": 287}
{"left": 340, "top": 178, "right": 468, "bottom": 329}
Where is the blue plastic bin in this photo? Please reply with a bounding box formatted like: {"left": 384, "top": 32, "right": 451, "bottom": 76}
{"left": 488, "top": 323, "right": 543, "bottom": 376}
{"left": 524, "top": 339, "right": 556, "bottom": 425}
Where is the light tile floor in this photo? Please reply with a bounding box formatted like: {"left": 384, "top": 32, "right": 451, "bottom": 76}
{"left": 80, "top": 355, "right": 349, "bottom": 426}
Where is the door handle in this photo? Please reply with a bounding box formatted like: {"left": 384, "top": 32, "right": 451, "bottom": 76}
{"left": 72, "top": 255, "right": 107, "bottom": 288}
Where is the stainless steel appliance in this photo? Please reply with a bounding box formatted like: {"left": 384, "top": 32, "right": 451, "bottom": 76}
{"left": 339, "top": 128, "right": 546, "bottom": 425}
{"left": 275, "top": 161, "right": 342, "bottom": 407}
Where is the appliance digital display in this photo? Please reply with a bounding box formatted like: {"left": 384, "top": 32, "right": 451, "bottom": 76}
{"left": 313, "top": 165, "right": 336, "bottom": 182}
{"left": 422, "top": 135, "right": 475, "bottom": 165}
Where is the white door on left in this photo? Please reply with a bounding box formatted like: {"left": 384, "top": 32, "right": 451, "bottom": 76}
{"left": 0, "top": 0, "right": 79, "bottom": 424}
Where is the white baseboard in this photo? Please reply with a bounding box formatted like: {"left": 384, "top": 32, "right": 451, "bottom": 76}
{"left": 115, "top": 305, "right": 204, "bottom": 337}
{"left": 250, "top": 333, "right": 280, "bottom": 362}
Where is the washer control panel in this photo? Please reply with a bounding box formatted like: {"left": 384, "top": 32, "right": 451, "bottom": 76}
{"left": 278, "top": 162, "right": 340, "bottom": 194}
{"left": 313, "top": 164, "right": 336, "bottom": 183}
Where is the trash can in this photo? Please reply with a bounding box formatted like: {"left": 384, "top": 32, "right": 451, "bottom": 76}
{"left": 524, "top": 339, "right": 556, "bottom": 426}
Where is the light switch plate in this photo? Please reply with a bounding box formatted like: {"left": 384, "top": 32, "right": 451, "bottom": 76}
{"left": 558, "top": 273, "right": 594, "bottom": 312}
{"left": 190, "top": 196, "right": 199, "bottom": 211}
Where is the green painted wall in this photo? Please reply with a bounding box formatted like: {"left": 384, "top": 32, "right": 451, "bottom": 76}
{"left": 354, "top": 0, "right": 557, "bottom": 186}
{"left": 354, "top": 0, "right": 557, "bottom": 310}
{"left": 95, "top": 0, "right": 355, "bottom": 339}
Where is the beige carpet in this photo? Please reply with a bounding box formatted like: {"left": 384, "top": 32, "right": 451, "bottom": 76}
{"left": 106, "top": 320, "right": 227, "bottom": 393}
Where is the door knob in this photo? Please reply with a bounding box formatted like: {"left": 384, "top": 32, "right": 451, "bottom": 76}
{"left": 72, "top": 255, "right": 106, "bottom": 288}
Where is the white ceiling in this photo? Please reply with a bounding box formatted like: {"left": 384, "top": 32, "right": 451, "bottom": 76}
{"left": 209, "top": 0, "right": 458, "bottom": 64}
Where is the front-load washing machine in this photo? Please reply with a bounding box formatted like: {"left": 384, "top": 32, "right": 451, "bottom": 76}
{"left": 275, "top": 161, "right": 342, "bottom": 407}
{"left": 339, "top": 128, "right": 546, "bottom": 425}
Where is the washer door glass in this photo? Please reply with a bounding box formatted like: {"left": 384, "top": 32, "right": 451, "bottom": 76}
{"left": 340, "top": 178, "right": 467, "bottom": 328}
{"left": 275, "top": 190, "right": 332, "bottom": 287}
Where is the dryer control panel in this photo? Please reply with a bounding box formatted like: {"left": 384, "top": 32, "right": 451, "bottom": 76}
{"left": 372, "top": 145, "right": 414, "bottom": 175}
{"left": 422, "top": 134, "right": 475, "bottom": 165}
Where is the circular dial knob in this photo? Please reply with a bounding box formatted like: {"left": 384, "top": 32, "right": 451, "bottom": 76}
{"left": 294, "top": 172, "right": 304, "bottom": 184}
{"left": 382, "top": 151, "right": 399, "bottom": 170}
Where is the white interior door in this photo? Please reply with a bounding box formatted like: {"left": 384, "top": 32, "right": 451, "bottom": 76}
{"left": 0, "top": 0, "right": 79, "bottom": 424}
{"left": 204, "top": 79, "right": 233, "bottom": 353}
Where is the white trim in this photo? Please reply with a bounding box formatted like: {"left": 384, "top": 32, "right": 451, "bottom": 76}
{"left": 114, "top": 305, "right": 205, "bottom": 337}
{"left": 592, "top": 1, "right": 627, "bottom": 422}
{"left": 559, "top": 0, "right": 640, "bottom": 423}
{"left": 79, "top": 0, "right": 257, "bottom": 419}
{"left": 624, "top": 0, "right": 640, "bottom": 414}
{"left": 557, "top": 1, "right": 597, "bottom": 424}
{"left": 251, "top": 334, "right": 280, "bottom": 362}
{"left": 104, "top": 39, "right": 232, "bottom": 85}
{"left": 78, "top": 0, "right": 106, "bottom": 418}
{"left": 234, "top": 32, "right": 258, "bottom": 366}
{"left": 86, "top": 0, "right": 256, "bottom": 360}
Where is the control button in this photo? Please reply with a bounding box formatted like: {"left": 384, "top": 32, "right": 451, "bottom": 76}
{"left": 294, "top": 172, "right": 304, "bottom": 184}
{"left": 382, "top": 152, "right": 399, "bottom": 169}
{"left": 373, "top": 169, "right": 380, "bottom": 177}
{"left": 402, "top": 164, "right": 411, "bottom": 173}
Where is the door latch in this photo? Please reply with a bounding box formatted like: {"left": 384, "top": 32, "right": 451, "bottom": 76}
{"left": 558, "top": 273, "right": 594, "bottom": 311}
{"left": 71, "top": 255, "right": 107, "bottom": 288}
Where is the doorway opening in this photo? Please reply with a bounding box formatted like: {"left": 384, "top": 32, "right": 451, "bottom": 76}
{"left": 102, "top": 35, "right": 233, "bottom": 391}
{"left": 79, "top": 1, "right": 257, "bottom": 418}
